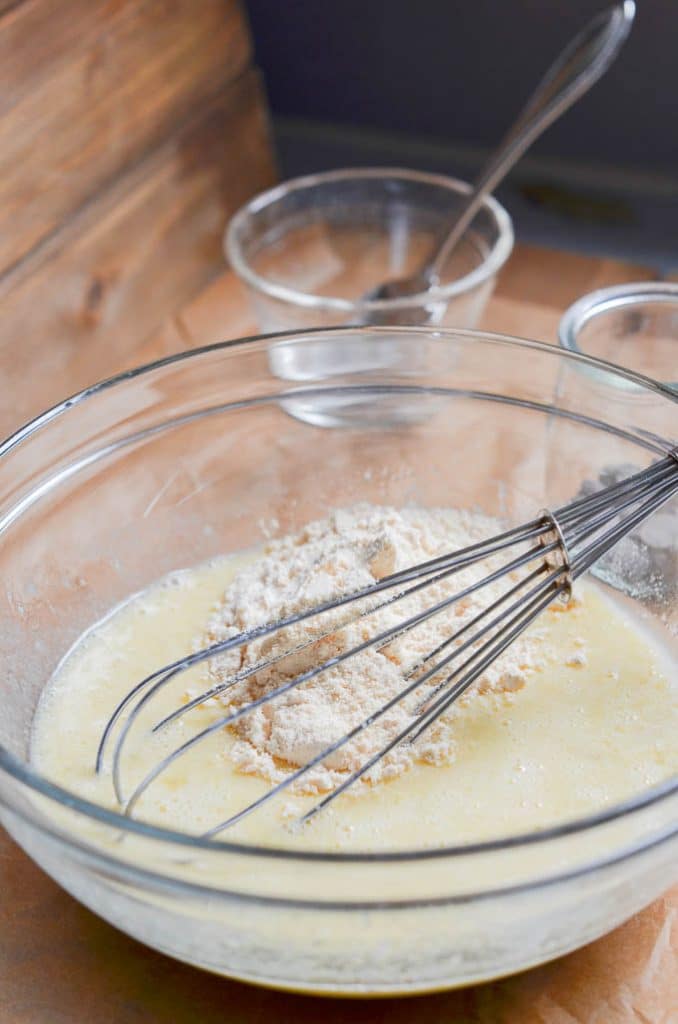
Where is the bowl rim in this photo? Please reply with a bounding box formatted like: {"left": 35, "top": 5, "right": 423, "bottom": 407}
{"left": 0, "top": 326, "right": 676, "bottom": 866}
{"left": 559, "top": 281, "right": 678, "bottom": 352}
{"left": 224, "top": 166, "right": 515, "bottom": 311}
{"left": 559, "top": 281, "right": 678, "bottom": 392}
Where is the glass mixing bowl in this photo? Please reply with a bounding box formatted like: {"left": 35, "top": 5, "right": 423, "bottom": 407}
{"left": 0, "top": 328, "right": 676, "bottom": 996}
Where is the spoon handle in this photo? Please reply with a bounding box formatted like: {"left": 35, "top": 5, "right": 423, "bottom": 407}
{"left": 429, "top": 1, "right": 636, "bottom": 282}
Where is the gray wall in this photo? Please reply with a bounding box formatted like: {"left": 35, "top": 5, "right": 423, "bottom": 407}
{"left": 245, "top": 0, "right": 677, "bottom": 177}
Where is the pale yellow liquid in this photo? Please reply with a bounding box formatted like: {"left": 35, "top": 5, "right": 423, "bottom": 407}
{"left": 31, "top": 555, "right": 677, "bottom": 853}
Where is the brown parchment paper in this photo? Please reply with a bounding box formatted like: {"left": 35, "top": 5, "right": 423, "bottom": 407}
{"left": 1, "top": 830, "right": 675, "bottom": 1024}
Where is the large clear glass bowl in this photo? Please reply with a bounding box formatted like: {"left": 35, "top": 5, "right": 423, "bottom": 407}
{"left": 0, "top": 328, "right": 676, "bottom": 996}
{"left": 559, "top": 281, "right": 678, "bottom": 389}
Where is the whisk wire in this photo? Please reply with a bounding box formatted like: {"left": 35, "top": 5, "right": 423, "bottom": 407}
{"left": 96, "top": 452, "right": 677, "bottom": 834}
{"left": 121, "top": 538, "right": 559, "bottom": 814}
{"left": 204, "top": 564, "right": 559, "bottom": 837}
{"left": 300, "top": 575, "right": 566, "bottom": 826}
{"left": 569, "top": 476, "right": 677, "bottom": 577}
{"left": 97, "top": 517, "right": 546, "bottom": 778}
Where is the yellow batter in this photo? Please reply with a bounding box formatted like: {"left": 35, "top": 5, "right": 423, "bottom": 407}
{"left": 31, "top": 548, "right": 677, "bottom": 853}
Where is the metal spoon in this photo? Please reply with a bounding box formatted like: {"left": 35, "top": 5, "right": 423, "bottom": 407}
{"left": 358, "top": 1, "right": 636, "bottom": 326}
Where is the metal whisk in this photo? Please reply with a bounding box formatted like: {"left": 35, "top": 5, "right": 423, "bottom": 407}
{"left": 96, "top": 449, "right": 678, "bottom": 837}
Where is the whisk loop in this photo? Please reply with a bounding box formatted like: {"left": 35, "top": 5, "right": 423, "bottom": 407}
{"left": 95, "top": 451, "right": 678, "bottom": 837}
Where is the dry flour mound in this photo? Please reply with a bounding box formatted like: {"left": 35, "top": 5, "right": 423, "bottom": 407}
{"left": 200, "top": 504, "right": 546, "bottom": 794}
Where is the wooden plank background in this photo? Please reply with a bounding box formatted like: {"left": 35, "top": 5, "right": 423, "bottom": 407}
{"left": 0, "top": 0, "right": 276, "bottom": 435}
{"left": 0, "top": 0, "right": 252, "bottom": 273}
{"left": 0, "top": 69, "right": 275, "bottom": 431}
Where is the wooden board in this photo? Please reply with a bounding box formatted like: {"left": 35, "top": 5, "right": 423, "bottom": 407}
{"left": 0, "top": 68, "right": 275, "bottom": 435}
{"left": 0, "top": 0, "right": 251, "bottom": 274}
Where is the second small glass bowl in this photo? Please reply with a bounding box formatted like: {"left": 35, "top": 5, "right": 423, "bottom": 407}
{"left": 225, "top": 168, "right": 514, "bottom": 332}
{"left": 559, "top": 282, "right": 678, "bottom": 391}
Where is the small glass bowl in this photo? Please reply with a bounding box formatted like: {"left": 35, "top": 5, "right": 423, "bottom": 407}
{"left": 559, "top": 282, "right": 678, "bottom": 391}
{"left": 225, "top": 168, "right": 514, "bottom": 331}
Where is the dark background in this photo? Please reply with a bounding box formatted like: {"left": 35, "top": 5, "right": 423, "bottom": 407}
{"left": 244, "top": 0, "right": 677, "bottom": 267}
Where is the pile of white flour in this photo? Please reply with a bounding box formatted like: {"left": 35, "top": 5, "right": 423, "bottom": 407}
{"left": 201, "top": 504, "right": 547, "bottom": 794}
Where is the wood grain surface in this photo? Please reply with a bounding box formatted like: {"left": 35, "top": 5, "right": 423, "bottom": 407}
{"left": 0, "top": 0, "right": 251, "bottom": 274}
{"left": 0, "top": 69, "right": 275, "bottom": 435}
{"left": 134, "top": 241, "right": 657, "bottom": 354}
{"left": 1, "top": 242, "right": 675, "bottom": 1022}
